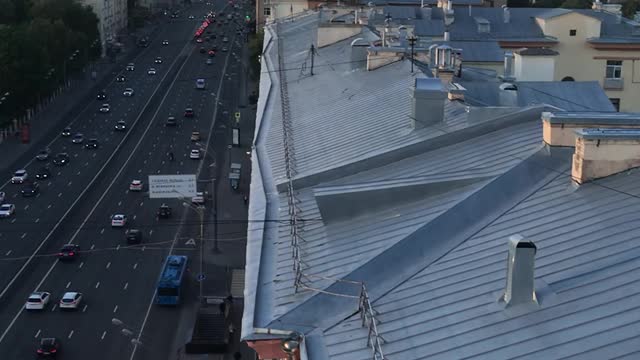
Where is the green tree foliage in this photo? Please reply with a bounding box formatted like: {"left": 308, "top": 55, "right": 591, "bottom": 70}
{"left": 622, "top": 0, "right": 640, "bottom": 19}
{"left": 0, "top": 0, "right": 100, "bottom": 127}
{"left": 561, "top": 0, "right": 592, "bottom": 9}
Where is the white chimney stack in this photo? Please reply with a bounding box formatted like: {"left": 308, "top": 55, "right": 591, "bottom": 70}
{"left": 503, "top": 235, "right": 538, "bottom": 307}
{"left": 503, "top": 6, "right": 510, "bottom": 23}
{"left": 444, "top": 31, "right": 450, "bottom": 41}
{"left": 447, "top": 0, "right": 452, "bottom": 11}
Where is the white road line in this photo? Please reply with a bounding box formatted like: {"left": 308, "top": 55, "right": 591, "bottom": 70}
{"left": 82, "top": 304, "right": 88, "bottom": 312}
{"left": 101, "top": 331, "right": 106, "bottom": 340}
{"left": 78, "top": 262, "right": 84, "bottom": 269}
{"left": 67, "top": 181, "right": 72, "bottom": 186}
{"left": 47, "top": 204, "right": 51, "bottom": 209}
{"left": 113, "top": 305, "right": 118, "bottom": 313}
{"left": 5, "top": 250, "right": 11, "bottom": 256}
{"left": 95, "top": 282, "right": 100, "bottom": 289}
{"left": 116, "top": 244, "right": 120, "bottom": 250}
{"left": 141, "top": 246, "right": 146, "bottom": 251}
{"left": 133, "top": 263, "right": 138, "bottom": 270}
{"left": 133, "top": 215, "right": 137, "bottom": 220}
{"left": 68, "top": 330, "right": 74, "bottom": 339}
{"left": 85, "top": 162, "right": 89, "bottom": 166}
{"left": 35, "top": 218, "right": 40, "bottom": 223}
{"left": 66, "top": 281, "right": 71, "bottom": 289}
{"left": 124, "top": 282, "right": 128, "bottom": 290}
{"left": 20, "top": 233, "right": 26, "bottom": 239}
{"left": 47, "top": 181, "right": 52, "bottom": 186}
{"left": 100, "top": 228, "right": 105, "bottom": 234}
{"left": 149, "top": 229, "right": 153, "bottom": 236}
{"left": 90, "top": 244, "right": 95, "bottom": 250}
{"left": 51, "top": 304, "right": 57, "bottom": 311}
{"left": 23, "top": 205, "right": 29, "bottom": 210}
{"left": 34, "top": 329, "right": 41, "bottom": 338}
{"left": 129, "top": 19, "right": 236, "bottom": 360}
{"left": 139, "top": 201, "right": 144, "bottom": 206}
{"left": 57, "top": 192, "right": 62, "bottom": 197}
{"left": 106, "top": 262, "right": 111, "bottom": 269}
{"left": 118, "top": 201, "right": 122, "bottom": 206}
{"left": 10, "top": 219, "right": 15, "bottom": 223}
{"left": 76, "top": 171, "right": 80, "bottom": 176}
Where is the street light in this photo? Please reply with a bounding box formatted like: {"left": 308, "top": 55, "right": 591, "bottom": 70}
{"left": 193, "top": 142, "right": 219, "bottom": 254}
{"left": 111, "top": 318, "right": 143, "bottom": 346}
{"left": 183, "top": 202, "right": 205, "bottom": 301}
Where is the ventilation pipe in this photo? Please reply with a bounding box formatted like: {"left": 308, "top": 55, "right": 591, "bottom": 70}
{"left": 503, "top": 5, "right": 510, "bottom": 23}
{"left": 503, "top": 235, "right": 537, "bottom": 307}
{"left": 428, "top": 44, "right": 438, "bottom": 68}
{"left": 354, "top": 9, "right": 358, "bottom": 24}
{"left": 410, "top": 78, "right": 447, "bottom": 129}
{"left": 447, "top": 0, "right": 452, "bottom": 11}
{"left": 468, "top": 4, "right": 472, "bottom": 16}
{"left": 502, "top": 51, "right": 515, "bottom": 81}
{"left": 444, "top": 31, "right": 450, "bottom": 41}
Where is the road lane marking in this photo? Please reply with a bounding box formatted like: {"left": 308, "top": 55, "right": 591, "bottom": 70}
{"left": 24, "top": 205, "right": 29, "bottom": 210}
{"left": 78, "top": 262, "right": 84, "bottom": 269}
{"left": 133, "top": 215, "right": 137, "bottom": 220}
{"left": 58, "top": 192, "right": 62, "bottom": 197}
{"left": 90, "top": 244, "right": 95, "bottom": 250}
{"left": 10, "top": 219, "right": 15, "bottom": 223}
{"left": 51, "top": 304, "right": 57, "bottom": 311}
{"left": 76, "top": 171, "right": 80, "bottom": 176}
{"left": 113, "top": 305, "right": 118, "bottom": 313}
{"left": 123, "top": 282, "right": 128, "bottom": 290}
{"left": 95, "top": 282, "right": 100, "bottom": 289}
{"left": 5, "top": 251, "right": 11, "bottom": 256}
{"left": 47, "top": 204, "right": 51, "bottom": 209}
{"left": 139, "top": 202, "right": 144, "bottom": 206}
{"left": 82, "top": 304, "right": 88, "bottom": 312}
{"left": 34, "top": 329, "right": 41, "bottom": 338}
{"left": 35, "top": 218, "right": 40, "bottom": 223}
{"left": 47, "top": 182, "right": 52, "bottom": 186}
{"left": 118, "top": 201, "right": 122, "bottom": 206}
{"left": 21, "top": 233, "right": 26, "bottom": 239}
{"left": 149, "top": 230, "right": 153, "bottom": 236}
{"left": 133, "top": 263, "right": 138, "bottom": 270}
{"left": 101, "top": 331, "right": 106, "bottom": 340}
{"left": 116, "top": 244, "right": 120, "bottom": 250}
{"left": 141, "top": 246, "right": 146, "bottom": 251}
{"left": 67, "top": 181, "right": 72, "bottom": 186}
{"left": 100, "top": 228, "right": 105, "bottom": 234}
{"left": 66, "top": 282, "right": 71, "bottom": 289}
{"left": 68, "top": 330, "right": 74, "bottom": 339}
{"left": 106, "top": 262, "right": 111, "bottom": 269}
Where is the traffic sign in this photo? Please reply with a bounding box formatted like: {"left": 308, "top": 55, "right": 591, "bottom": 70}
{"left": 197, "top": 273, "right": 206, "bottom": 281}
{"left": 148, "top": 174, "right": 197, "bottom": 199}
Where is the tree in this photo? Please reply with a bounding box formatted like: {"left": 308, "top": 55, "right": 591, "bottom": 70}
{"left": 561, "top": 0, "right": 592, "bottom": 8}
{"left": 622, "top": 0, "right": 640, "bottom": 19}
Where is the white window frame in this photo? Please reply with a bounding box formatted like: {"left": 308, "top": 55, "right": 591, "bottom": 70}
{"left": 264, "top": 7, "right": 271, "bottom": 16}
{"left": 606, "top": 60, "right": 623, "bottom": 79}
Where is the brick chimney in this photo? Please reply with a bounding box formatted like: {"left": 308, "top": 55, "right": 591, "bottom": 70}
{"left": 572, "top": 129, "right": 640, "bottom": 184}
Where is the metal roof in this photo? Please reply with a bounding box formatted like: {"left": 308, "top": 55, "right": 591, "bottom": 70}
{"left": 245, "top": 9, "right": 640, "bottom": 360}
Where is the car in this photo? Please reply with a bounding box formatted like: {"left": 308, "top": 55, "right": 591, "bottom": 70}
{"left": 21, "top": 182, "right": 40, "bottom": 197}
{"left": 196, "top": 78, "right": 206, "bottom": 89}
{"left": 123, "top": 88, "right": 135, "bottom": 96}
{"left": 196, "top": 38, "right": 203, "bottom": 43}
{"left": 184, "top": 108, "right": 195, "bottom": 117}
{"left": 99, "top": 103, "right": 110, "bottom": 113}
{"left": 126, "top": 229, "right": 142, "bottom": 244}
{"left": 222, "top": 37, "right": 229, "bottom": 43}
{"left": 36, "top": 149, "right": 50, "bottom": 161}
{"left": 191, "top": 131, "right": 201, "bottom": 141}
{"left": 129, "top": 180, "right": 143, "bottom": 191}
{"left": 192, "top": 192, "right": 205, "bottom": 204}
{"left": 114, "top": 120, "right": 127, "bottom": 131}
{"left": 71, "top": 133, "right": 84, "bottom": 144}
{"left": 147, "top": 68, "right": 157, "bottom": 75}
{"left": 171, "top": 13, "right": 178, "bottom": 18}
{"left": 0, "top": 191, "right": 4, "bottom": 203}
{"left": 208, "top": 50, "right": 216, "bottom": 57}
{"left": 25, "top": 292, "right": 51, "bottom": 310}
{"left": 166, "top": 116, "right": 177, "bottom": 127}
{"left": 116, "top": 74, "right": 126, "bottom": 82}
{"left": 190, "top": 149, "right": 201, "bottom": 159}
{"left": 157, "top": 204, "right": 172, "bottom": 218}
{"left": 61, "top": 127, "right": 72, "bottom": 136}
{"left": 59, "top": 292, "right": 83, "bottom": 310}
{"left": 126, "top": 63, "right": 135, "bottom": 71}
{"left": 189, "top": 15, "right": 195, "bottom": 19}
{"left": 162, "top": 40, "right": 169, "bottom": 45}
{"left": 11, "top": 169, "right": 28, "bottom": 184}
{"left": 221, "top": 46, "right": 228, "bottom": 52}
{"left": 58, "top": 244, "right": 80, "bottom": 261}
{"left": 154, "top": 56, "right": 163, "bottom": 64}
{"left": 0, "top": 204, "right": 15, "bottom": 218}
{"left": 96, "top": 91, "right": 107, "bottom": 100}
{"left": 52, "top": 153, "right": 69, "bottom": 166}
{"left": 37, "top": 337, "right": 60, "bottom": 358}
{"left": 35, "top": 167, "right": 51, "bottom": 180}
{"left": 206, "top": 58, "right": 213, "bottom": 65}
{"left": 111, "top": 214, "right": 127, "bottom": 227}
{"left": 199, "top": 46, "right": 206, "bottom": 53}
{"left": 85, "top": 138, "right": 99, "bottom": 149}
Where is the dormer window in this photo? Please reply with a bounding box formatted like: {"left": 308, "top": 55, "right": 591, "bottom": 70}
{"left": 570, "top": 29, "right": 577, "bottom": 36}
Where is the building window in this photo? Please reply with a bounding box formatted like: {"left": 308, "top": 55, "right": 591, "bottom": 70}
{"left": 610, "top": 98, "right": 620, "bottom": 112}
{"left": 569, "top": 29, "right": 577, "bottom": 36}
{"left": 264, "top": 7, "right": 271, "bottom": 16}
{"left": 606, "top": 60, "right": 623, "bottom": 79}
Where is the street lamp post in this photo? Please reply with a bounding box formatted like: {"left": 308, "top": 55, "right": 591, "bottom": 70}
{"left": 195, "top": 143, "right": 220, "bottom": 254}
{"left": 183, "top": 202, "right": 205, "bottom": 301}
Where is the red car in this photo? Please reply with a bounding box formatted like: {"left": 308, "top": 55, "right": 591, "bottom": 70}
{"left": 184, "top": 108, "right": 195, "bottom": 117}
{"left": 208, "top": 50, "right": 216, "bottom": 57}
{"left": 58, "top": 244, "right": 80, "bottom": 261}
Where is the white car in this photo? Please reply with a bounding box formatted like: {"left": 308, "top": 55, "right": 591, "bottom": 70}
{"left": 59, "top": 292, "right": 83, "bottom": 310}
{"left": 11, "top": 169, "right": 28, "bottom": 184}
{"left": 188, "top": 15, "right": 195, "bottom": 19}
{"left": 147, "top": 68, "right": 157, "bottom": 75}
{"left": 111, "top": 214, "right": 127, "bottom": 227}
{"left": 25, "top": 292, "right": 51, "bottom": 310}
{"left": 190, "top": 149, "right": 201, "bottom": 159}
{"left": 123, "top": 88, "right": 134, "bottom": 96}
{"left": 129, "top": 180, "right": 143, "bottom": 191}
{"left": 99, "top": 103, "right": 110, "bottom": 113}
{"left": 0, "top": 204, "right": 15, "bottom": 218}
{"left": 192, "top": 192, "right": 205, "bottom": 204}
{"left": 126, "top": 63, "right": 135, "bottom": 71}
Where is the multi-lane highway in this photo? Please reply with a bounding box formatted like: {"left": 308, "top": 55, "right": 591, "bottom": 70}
{"left": 0, "top": 1, "right": 251, "bottom": 358}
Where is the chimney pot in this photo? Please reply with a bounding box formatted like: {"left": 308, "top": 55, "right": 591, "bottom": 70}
{"left": 410, "top": 78, "right": 447, "bottom": 129}
{"left": 503, "top": 235, "right": 537, "bottom": 307}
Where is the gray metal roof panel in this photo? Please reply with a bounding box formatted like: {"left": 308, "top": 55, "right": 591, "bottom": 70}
{"left": 576, "top": 128, "right": 640, "bottom": 140}
{"left": 542, "top": 111, "right": 640, "bottom": 124}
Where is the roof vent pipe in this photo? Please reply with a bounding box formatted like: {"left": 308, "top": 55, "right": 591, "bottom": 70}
{"left": 503, "top": 5, "right": 510, "bottom": 23}
{"left": 447, "top": 0, "right": 452, "bottom": 11}
{"left": 502, "top": 51, "right": 515, "bottom": 80}
{"left": 421, "top": 0, "right": 425, "bottom": 7}
{"left": 468, "top": 4, "right": 472, "bottom": 16}
{"left": 503, "top": 235, "right": 538, "bottom": 307}
{"left": 444, "top": 31, "right": 450, "bottom": 41}
{"left": 428, "top": 44, "right": 438, "bottom": 68}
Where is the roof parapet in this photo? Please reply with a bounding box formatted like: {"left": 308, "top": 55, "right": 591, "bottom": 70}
{"left": 542, "top": 112, "right": 640, "bottom": 147}
{"left": 572, "top": 128, "right": 640, "bottom": 184}
{"left": 317, "top": 23, "right": 362, "bottom": 48}
{"left": 502, "top": 235, "right": 538, "bottom": 308}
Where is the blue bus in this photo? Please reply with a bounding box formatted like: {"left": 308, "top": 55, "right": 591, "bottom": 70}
{"left": 155, "top": 255, "right": 188, "bottom": 305}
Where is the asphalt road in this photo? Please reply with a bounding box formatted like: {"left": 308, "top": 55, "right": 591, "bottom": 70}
{"left": 0, "top": 1, "right": 252, "bottom": 359}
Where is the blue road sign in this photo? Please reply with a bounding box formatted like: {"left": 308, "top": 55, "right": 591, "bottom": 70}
{"left": 197, "top": 273, "right": 206, "bottom": 282}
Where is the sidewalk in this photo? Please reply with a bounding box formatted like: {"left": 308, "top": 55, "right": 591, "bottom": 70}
{"left": 0, "top": 23, "right": 160, "bottom": 176}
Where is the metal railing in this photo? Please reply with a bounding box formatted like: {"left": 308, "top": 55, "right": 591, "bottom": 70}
{"left": 359, "top": 284, "right": 387, "bottom": 360}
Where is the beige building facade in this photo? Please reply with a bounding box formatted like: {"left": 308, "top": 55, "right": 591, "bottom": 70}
{"left": 80, "top": 0, "right": 128, "bottom": 52}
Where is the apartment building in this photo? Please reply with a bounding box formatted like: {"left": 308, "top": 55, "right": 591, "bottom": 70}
{"left": 79, "top": 0, "right": 128, "bottom": 51}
